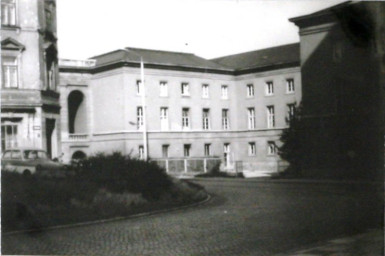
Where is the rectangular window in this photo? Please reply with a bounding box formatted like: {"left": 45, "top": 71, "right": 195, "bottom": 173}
{"left": 1, "top": 0, "right": 16, "bottom": 26}
{"left": 247, "top": 84, "right": 254, "bottom": 97}
{"left": 2, "top": 56, "right": 18, "bottom": 88}
{"left": 286, "top": 103, "right": 296, "bottom": 125}
{"left": 162, "top": 145, "right": 169, "bottom": 158}
{"left": 222, "top": 109, "right": 229, "bottom": 130}
{"left": 1, "top": 125, "right": 18, "bottom": 150}
{"left": 160, "top": 107, "right": 168, "bottom": 131}
{"left": 286, "top": 79, "right": 295, "bottom": 93}
{"left": 247, "top": 108, "right": 255, "bottom": 129}
{"left": 137, "top": 107, "right": 143, "bottom": 129}
{"left": 267, "top": 105, "right": 275, "bottom": 128}
{"left": 181, "top": 82, "right": 190, "bottom": 96}
{"left": 184, "top": 144, "right": 191, "bottom": 157}
{"left": 182, "top": 108, "right": 190, "bottom": 129}
{"left": 266, "top": 81, "right": 274, "bottom": 96}
{"left": 202, "top": 108, "right": 210, "bottom": 130}
{"left": 136, "top": 80, "right": 142, "bottom": 95}
{"left": 249, "top": 142, "right": 256, "bottom": 156}
{"left": 221, "top": 85, "right": 228, "bottom": 99}
{"left": 267, "top": 141, "right": 277, "bottom": 155}
{"left": 159, "top": 81, "right": 168, "bottom": 97}
{"left": 138, "top": 145, "right": 144, "bottom": 160}
{"left": 204, "top": 143, "right": 211, "bottom": 156}
{"left": 202, "top": 84, "right": 209, "bottom": 98}
{"left": 223, "top": 143, "right": 230, "bottom": 167}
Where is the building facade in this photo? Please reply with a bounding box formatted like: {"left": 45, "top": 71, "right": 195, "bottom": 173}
{"left": 290, "top": 1, "right": 384, "bottom": 179}
{"left": 59, "top": 45, "right": 301, "bottom": 177}
{"left": 1, "top": 0, "right": 61, "bottom": 158}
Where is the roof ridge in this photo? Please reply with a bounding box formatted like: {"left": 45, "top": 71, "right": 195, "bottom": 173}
{"left": 125, "top": 47, "right": 195, "bottom": 56}
{"left": 90, "top": 49, "right": 128, "bottom": 59}
{"left": 211, "top": 43, "right": 299, "bottom": 61}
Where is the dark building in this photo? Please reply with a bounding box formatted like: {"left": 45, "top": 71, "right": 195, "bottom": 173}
{"left": 290, "top": 1, "right": 384, "bottom": 179}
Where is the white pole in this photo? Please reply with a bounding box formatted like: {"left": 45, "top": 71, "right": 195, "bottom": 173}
{"left": 140, "top": 58, "right": 148, "bottom": 161}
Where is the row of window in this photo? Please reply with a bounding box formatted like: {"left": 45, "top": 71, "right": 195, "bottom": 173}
{"left": 137, "top": 141, "right": 278, "bottom": 160}
{"left": 136, "top": 104, "right": 296, "bottom": 130}
{"left": 136, "top": 79, "right": 295, "bottom": 98}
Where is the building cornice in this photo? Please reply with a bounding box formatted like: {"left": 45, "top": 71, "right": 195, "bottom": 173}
{"left": 233, "top": 61, "right": 300, "bottom": 76}
{"left": 298, "top": 23, "right": 336, "bottom": 36}
{"left": 60, "top": 60, "right": 300, "bottom": 77}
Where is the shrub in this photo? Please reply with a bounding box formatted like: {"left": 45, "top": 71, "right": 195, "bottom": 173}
{"left": 76, "top": 152, "right": 173, "bottom": 201}
{"left": 278, "top": 102, "right": 305, "bottom": 178}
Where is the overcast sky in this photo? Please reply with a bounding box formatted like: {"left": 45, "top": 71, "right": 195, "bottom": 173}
{"left": 57, "top": 0, "right": 346, "bottom": 60}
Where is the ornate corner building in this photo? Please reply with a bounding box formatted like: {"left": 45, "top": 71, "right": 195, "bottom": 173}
{"left": 1, "top": 0, "right": 61, "bottom": 158}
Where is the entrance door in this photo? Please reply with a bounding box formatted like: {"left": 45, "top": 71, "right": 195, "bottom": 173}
{"left": 46, "top": 119, "right": 55, "bottom": 158}
{"left": 224, "top": 143, "right": 230, "bottom": 167}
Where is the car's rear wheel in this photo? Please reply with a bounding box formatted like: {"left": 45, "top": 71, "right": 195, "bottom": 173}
{"left": 23, "top": 169, "right": 32, "bottom": 177}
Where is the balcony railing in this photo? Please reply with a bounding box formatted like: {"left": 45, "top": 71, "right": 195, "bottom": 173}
{"left": 59, "top": 59, "right": 96, "bottom": 68}
{"left": 152, "top": 157, "right": 222, "bottom": 174}
{"left": 68, "top": 133, "right": 89, "bottom": 141}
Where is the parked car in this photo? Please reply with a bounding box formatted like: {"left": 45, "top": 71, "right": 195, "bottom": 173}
{"left": 1, "top": 148, "right": 68, "bottom": 177}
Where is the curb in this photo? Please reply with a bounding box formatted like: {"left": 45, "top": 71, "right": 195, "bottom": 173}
{"left": 3, "top": 193, "right": 212, "bottom": 236}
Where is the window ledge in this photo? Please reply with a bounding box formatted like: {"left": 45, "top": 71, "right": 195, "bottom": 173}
{"left": 1, "top": 25, "right": 20, "bottom": 30}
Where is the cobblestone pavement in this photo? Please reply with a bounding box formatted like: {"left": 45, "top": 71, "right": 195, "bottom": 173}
{"left": 2, "top": 179, "right": 383, "bottom": 255}
{"left": 275, "top": 229, "right": 383, "bottom": 256}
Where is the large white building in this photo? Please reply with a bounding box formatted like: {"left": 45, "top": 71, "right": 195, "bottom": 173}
{"left": 59, "top": 44, "right": 301, "bottom": 177}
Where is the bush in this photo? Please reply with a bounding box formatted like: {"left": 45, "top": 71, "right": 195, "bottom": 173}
{"left": 2, "top": 153, "right": 207, "bottom": 232}
{"left": 278, "top": 103, "right": 305, "bottom": 178}
{"left": 76, "top": 152, "right": 173, "bottom": 201}
{"left": 196, "top": 162, "right": 243, "bottom": 178}
{"left": 1, "top": 171, "right": 100, "bottom": 231}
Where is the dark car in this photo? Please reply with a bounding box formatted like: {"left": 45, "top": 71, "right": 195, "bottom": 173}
{"left": 1, "top": 148, "right": 67, "bottom": 177}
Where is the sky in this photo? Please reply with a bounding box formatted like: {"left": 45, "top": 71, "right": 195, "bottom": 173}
{"left": 56, "top": 0, "right": 346, "bottom": 60}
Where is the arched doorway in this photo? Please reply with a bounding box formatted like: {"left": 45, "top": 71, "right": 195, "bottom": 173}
{"left": 72, "top": 150, "right": 87, "bottom": 161}
{"left": 67, "top": 90, "right": 87, "bottom": 134}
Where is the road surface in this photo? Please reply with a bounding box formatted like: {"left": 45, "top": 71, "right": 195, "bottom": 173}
{"left": 2, "top": 179, "right": 383, "bottom": 255}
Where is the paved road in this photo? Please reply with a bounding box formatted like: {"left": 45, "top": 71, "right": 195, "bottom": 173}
{"left": 2, "top": 179, "right": 383, "bottom": 255}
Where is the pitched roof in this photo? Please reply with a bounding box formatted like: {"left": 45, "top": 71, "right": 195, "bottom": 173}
{"left": 91, "top": 47, "right": 231, "bottom": 71}
{"left": 211, "top": 43, "right": 300, "bottom": 71}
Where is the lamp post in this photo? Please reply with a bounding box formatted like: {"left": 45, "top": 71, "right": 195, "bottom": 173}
{"left": 124, "top": 49, "right": 148, "bottom": 161}
{"left": 140, "top": 58, "right": 148, "bottom": 161}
